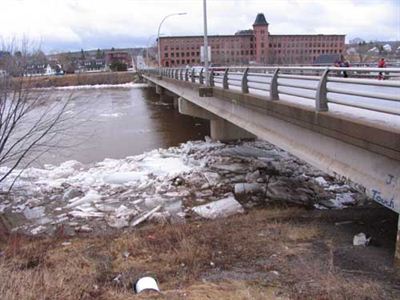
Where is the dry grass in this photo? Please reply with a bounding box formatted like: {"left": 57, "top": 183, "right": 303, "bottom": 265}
{"left": 0, "top": 207, "right": 395, "bottom": 299}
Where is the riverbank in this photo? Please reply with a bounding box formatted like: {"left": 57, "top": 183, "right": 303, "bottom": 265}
{"left": 15, "top": 71, "right": 139, "bottom": 88}
{"left": 0, "top": 206, "right": 398, "bottom": 299}
{"left": 0, "top": 139, "right": 399, "bottom": 299}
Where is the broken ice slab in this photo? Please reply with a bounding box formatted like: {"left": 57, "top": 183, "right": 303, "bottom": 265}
{"left": 130, "top": 205, "right": 162, "bottom": 227}
{"left": 314, "top": 176, "right": 329, "bottom": 187}
{"left": 31, "top": 225, "right": 46, "bottom": 235}
{"left": 215, "top": 145, "right": 285, "bottom": 159}
{"left": 203, "top": 172, "right": 221, "bottom": 185}
{"left": 103, "top": 172, "right": 145, "bottom": 184}
{"left": 234, "top": 183, "right": 265, "bottom": 195}
{"left": 106, "top": 216, "right": 130, "bottom": 229}
{"left": 192, "top": 196, "right": 244, "bottom": 219}
{"left": 68, "top": 210, "right": 105, "bottom": 218}
{"left": 23, "top": 206, "right": 46, "bottom": 220}
{"left": 211, "top": 163, "right": 249, "bottom": 173}
{"left": 66, "top": 190, "right": 101, "bottom": 208}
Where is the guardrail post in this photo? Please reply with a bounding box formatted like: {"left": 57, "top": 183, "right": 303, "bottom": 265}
{"left": 270, "top": 68, "right": 279, "bottom": 100}
{"left": 223, "top": 68, "right": 229, "bottom": 89}
{"left": 199, "top": 68, "right": 204, "bottom": 85}
{"left": 175, "top": 68, "right": 178, "bottom": 80}
{"left": 191, "top": 68, "right": 195, "bottom": 83}
{"left": 185, "top": 68, "right": 189, "bottom": 81}
{"left": 241, "top": 67, "right": 249, "bottom": 93}
{"left": 209, "top": 70, "right": 215, "bottom": 87}
{"left": 316, "top": 68, "right": 329, "bottom": 112}
{"left": 180, "top": 69, "right": 183, "bottom": 80}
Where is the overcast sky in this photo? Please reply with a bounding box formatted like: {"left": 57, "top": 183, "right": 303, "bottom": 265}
{"left": 0, "top": 0, "right": 399, "bottom": 53}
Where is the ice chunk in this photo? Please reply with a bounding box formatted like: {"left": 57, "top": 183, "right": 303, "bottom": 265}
{"left": 192, "top": 196, "right": 244, "bottom": 219}
{"left": 66, "top": 190, "right": 101, "bottom": 208}
{"left": 130, "top": 205, "right": 162, "bottom": 227}
{"left": 23, "top": 206, "right": 45, "bottom": 220}
{"left": 314, "top": 176, "right": 328, "bottom": 187}
{"left": 106, "top": 216, "right": 129, "bottom": 229}
{"left": 203, "top": 172, "right": 220, "bottom": 185}
{"left": 68, "top": 211, "right": 105, "bottom": 218}
{"left": 31, "top": 225, "right": 46, "bottom": 235}
{"left": 234, "top": 183, "right": 264, "bottom": 195}
{"left": 103, "top": 172, "right": 144, "bottom": 184}
{"left": 0, "top": 204, "right": 8, "bottom": 213}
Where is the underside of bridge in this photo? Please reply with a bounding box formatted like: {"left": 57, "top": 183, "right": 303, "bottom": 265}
{"left": 143, "top": 74, "right": 400, "bottom": 265}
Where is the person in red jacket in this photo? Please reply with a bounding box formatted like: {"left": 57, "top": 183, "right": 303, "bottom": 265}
{"left": 378, "top": 58, "right": 386, "bottom": 80}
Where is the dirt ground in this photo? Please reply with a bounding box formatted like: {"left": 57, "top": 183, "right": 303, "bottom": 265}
{"left": 0, "top": 204, "right": 399, "bottom": 300}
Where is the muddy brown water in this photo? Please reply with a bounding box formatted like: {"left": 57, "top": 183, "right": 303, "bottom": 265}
{"left": 31, "top": 85, "right": 209, "bottom": 166}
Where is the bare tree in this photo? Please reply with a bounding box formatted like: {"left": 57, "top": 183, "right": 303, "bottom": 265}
{"left": 0, "top": 43, "right": 71, "bottom": 188}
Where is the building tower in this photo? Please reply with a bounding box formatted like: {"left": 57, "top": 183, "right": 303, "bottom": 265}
{"left": 252, "top": 13, "right": 269, "bottom": 64}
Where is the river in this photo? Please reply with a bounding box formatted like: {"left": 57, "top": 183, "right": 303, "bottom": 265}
{"left": 34, "top": 83, "right": 209, "bottom": 165}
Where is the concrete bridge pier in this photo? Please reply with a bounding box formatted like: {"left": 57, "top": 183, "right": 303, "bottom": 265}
{"left": 178, "top": 97, "right": 254, "bottom": 141}
{"left": 155, "top": 84, "right": 175, "bottom": 103}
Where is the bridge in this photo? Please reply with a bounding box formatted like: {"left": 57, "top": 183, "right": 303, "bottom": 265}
{"left": 140, "top": 65, "right": 400, "bottom": 262}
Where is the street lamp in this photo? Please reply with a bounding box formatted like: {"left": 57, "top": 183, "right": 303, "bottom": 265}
{"left": 146, "top": 34, "right": 159, "bottom": 67}
{"left": 157, "top": 12, "right": 187, "bottom": 73}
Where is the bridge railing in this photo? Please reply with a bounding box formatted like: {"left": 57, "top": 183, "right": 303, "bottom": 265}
{"left": 142, "top": 66, "right": 400, "bottom": 116}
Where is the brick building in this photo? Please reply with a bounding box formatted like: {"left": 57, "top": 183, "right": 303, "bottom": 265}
{"left": 158, "top": 13, "right": 345, "bottom": 66}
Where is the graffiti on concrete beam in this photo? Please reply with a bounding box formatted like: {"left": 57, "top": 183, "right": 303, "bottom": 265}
{"left": 371, "top": 189, "right": 395, "bottom": 210}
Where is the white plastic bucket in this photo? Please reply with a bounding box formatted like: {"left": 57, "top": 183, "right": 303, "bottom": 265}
{"left": 135, "top": 276, "right": 160, "bottom": 293}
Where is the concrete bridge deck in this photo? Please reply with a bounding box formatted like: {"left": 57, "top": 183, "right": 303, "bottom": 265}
{"left": 141, "top": 66, "right": 400, "bottom": 263}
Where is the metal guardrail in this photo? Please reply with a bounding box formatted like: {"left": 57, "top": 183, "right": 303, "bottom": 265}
{"left": 141, "top": 66, "right": 400, "bottom": 116}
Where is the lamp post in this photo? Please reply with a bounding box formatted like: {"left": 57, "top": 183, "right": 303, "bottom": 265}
{"left": 203, "top": 0, "right": 209, "bottom": 86}
{"left": 157, "top": 12, "right": 187, "bottom": 73}
{"left": 146, "top": 34, "right": 159, "bottom": 67}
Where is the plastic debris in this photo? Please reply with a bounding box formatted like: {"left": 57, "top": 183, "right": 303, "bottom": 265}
{"left": 134, "top": 276, "right": 160, "bottom": 293}
{"left": 353, "top": 232, "right": 371, "bottom": 246}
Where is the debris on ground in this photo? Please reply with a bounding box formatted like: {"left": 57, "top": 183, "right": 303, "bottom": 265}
{"left": 353, "top": 232, "right": 371, "bottom": 246}
{"left": 134, "top": 276, "right": 160, "bottom": 294}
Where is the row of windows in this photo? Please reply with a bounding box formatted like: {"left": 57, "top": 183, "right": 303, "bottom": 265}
{"left": 163, "top": 46, "right": 342, "bottom": 59}
{"left": 271, "top": 49, "right": 342, "bottom": 54}
{"left": 270, "top": 43, "right": 343, "bottom": 48}
{"left": 164, "top": 49, "right": 255, "bottom": 58}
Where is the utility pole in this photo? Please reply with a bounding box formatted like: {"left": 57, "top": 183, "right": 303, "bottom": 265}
{"left": 203, "top": 0, "right": 209, "bottom": 86}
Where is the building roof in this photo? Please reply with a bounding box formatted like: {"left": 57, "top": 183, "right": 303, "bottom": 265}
{"left": 235, "top": 29, "right": 254, "bottom": 36}
{"left": 253, "top": 13, "right": 268, "bottom": 26}
{"left": 159, "top": 34, "right": 252, "bottom": 40}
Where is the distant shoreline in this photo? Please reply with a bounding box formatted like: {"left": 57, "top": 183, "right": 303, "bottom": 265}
{"left": 12, "top": 71, "right": 139, "bottom": 88}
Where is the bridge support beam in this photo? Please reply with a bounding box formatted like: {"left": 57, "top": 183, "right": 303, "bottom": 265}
{"left": 155, "top": 84, "right": 175, "bottom": 103}
{"left": 178, "top": 97, "right": 255, "bottom": 141}
{"left": 210, "top": 118, "right": 255, "bottom": 141}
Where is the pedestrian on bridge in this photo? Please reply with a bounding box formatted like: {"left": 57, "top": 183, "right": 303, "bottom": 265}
{"left": 378, "top": 58, "right": 386, "bottom": 80}
{"left": 340, "top": 60, "right": 350, "bottom": 78}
